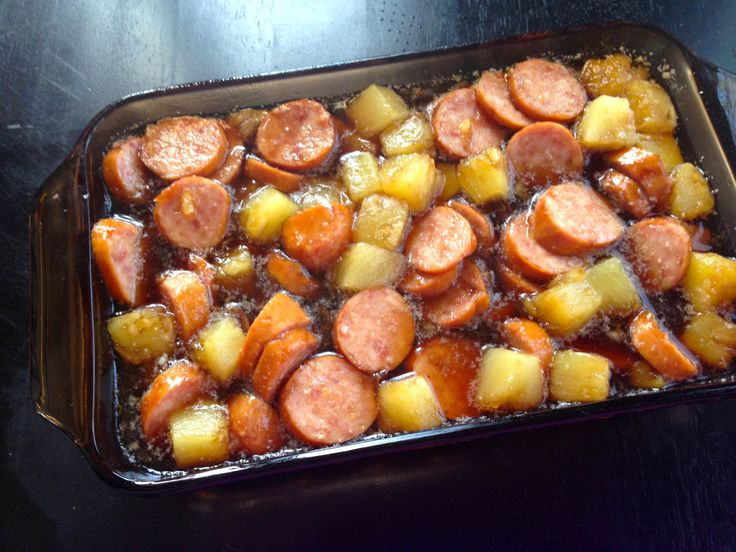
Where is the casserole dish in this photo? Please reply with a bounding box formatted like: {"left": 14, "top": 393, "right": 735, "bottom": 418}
{"left": 30, "top": 23, "right": 736, "bottom": 493}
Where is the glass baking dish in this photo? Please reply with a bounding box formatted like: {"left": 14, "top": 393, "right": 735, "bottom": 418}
{"left": 29, "top": 23, "right": 736, "bottom": 493}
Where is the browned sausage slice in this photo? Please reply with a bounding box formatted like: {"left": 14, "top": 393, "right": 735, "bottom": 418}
{"left": 256, "top": 99, "right": 337, "bottom": 171}
{"left": 265, "top": 249, "right": 320, "bottom": 299}
{"left": 506, "top": 122, "right": 583, "bottom": 188}
{"left": 475, "top": 71, "right": 535, "bottom": 129}
{"left": 508, "top": 58, "right": 587, "bottom": 122}
{"left": 102, "top": 137, "right": 155, "bottom": 204}
{"left": 153, "top": 176, "right": 231, "bottom": 249}
{"left": 494, "top": 261, "right": 542, "bottom": 294}
{"left": 424, "top": 259, "right": 490, "bottom": 329}
{"left": 623, "top": 217, "right": 692, "bottom": 293}
{"left": 530, "top": 182, "right": 625, "bottom": 256}
{"left": 140, "top": 116, "right": 228, "bottom": 180}
{"left": 501, "top": 213, "right": 583, "bottom": 282}
{"left": 279, "top": 355, "right": 378, "bottom": 446}
{"left": 431, "top": 87, "right": 508, "bottom": 159}
{"left": 399, "top": 263, "right": 461, "bottom": 298}
{"left": 91, "top": 218, "right": 144, "bottom": 306}
{"left": 405, "top": 206, "right": 477, "bottom": 274}
{"left": 501, "top": 318, "right": 554, "bottom": 372}
{"left": 333, "top": 287, "right": 415, "bottom": 373}
{"left": 448, "top": 199, "right": 496, "bottom": 252}
{"left": 208, "top": 123, "right": 245, "bottom": 185}
{"left": 630, "top": 310, "right": 699, "bottom": 380}
{"left": 595, "top": 169, "right": 652, "bottom": 220}
{"left": 604, "top": 147, "right": 673, "bottom": 211}
{"left": 157, "top": 270, "right": 212, "bottom": 340}
{"left": 229, "top": 394, "right": 285, "bottom": 455}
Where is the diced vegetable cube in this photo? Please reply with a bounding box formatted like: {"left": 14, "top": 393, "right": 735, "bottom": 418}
{"left": 681, "top": 311, "right": 736, "bottom": 369}
{"left": 239, "top": 186, "right": 297, "bottom": 242}
{"left": 346, "top": 84, "right": 410, "bottom": 137}
{"left": 524, "top": 280, "right": 602, "bottom": 336}
{"left": 334, "top": 242, "right": 405, "bottom": 292}
{"left": 683, "top": 252, "right": 736, "bottom": 310}
{"left": 298, "top": 178, "right": 351, "bottom": 209}
{"left": 379, "top": 112, "right": 435, "bottom": 156}
{"left": 585, "top": 257, "right": 641, "bottom": 315}
{"left": 669, "top": 162, "right": 715, "bottom": 220}
{"left": 628, "top": 360, "right": 666, "bottom": 389}
{"left": 215, "top": 246, "right": 254, "bottom": 291}
{"left": 636, "top": 133, "right": 684, "bottom": 172}
{"left": 625, "top": 79, "right": 677, "bottom": 134}
{"left": 549, "top": 350, "right": 611, "bottom": 402}
{"left": 379, "top": 153, "right": 438, "bottom": 213}
{"left": 457, "top": 147, "right": 509, "bottom": 204}
{"left": 192, "top": 316, "right": 246, "bottom": 383}
{"left": 580, "top": 54, "right": 648, "bottom": 98}
{"left": 353, "top": 194, "right": 410, "bottom": 251}
{"left": 378, "top": 373, "right": 444, "bottom": 433}
{"left": 436, "top": 162, "right": 461, "bottom": 201}
{"left": 339, "top": 152, "right": 381, "bottom": 202}
{"left": 169, "top": 400, "right": 230, "bottom": 468}
{"left": 107, "top": 305, "right": 176, "bottom": 364}
{"left": 474, "top": 348, "right": 544, "bottom": 412}
{"left": 576, "top": 95, "right": 638, "bottom": 151}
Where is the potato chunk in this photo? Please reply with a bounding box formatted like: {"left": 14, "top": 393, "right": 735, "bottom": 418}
{"left": 353, "top": 194, "right": 410, "bottom": 251}
{"left": 628, "top": 360, "right": 666, "bottom": 389}
{"left": 475, "top": 348, "right": 544, "bottom": 412}
{"left": 215, "top": 246, "right": 254, "bottom": 292}
{"left": 669, "top": 163, "right": 715, "bottom": 221}
{"left": 585, "top": 257, "right": 641, "bottom": 315}
{"left": 334, "top": 242, "right": 405, "bottom": 292}
{"left": 577, "top": 95, "right": 638, "bottom": 151}
{"left": 457, "top": 147, "right": 509, "bottom": 204}
{"left": 524, "top": 280, "right": 602, "bottom": 336}
{"left": 581, "top": 54, "right": 648, "bottom": 98}
{"left": 192, "top": 315, "right": 246, "bottom": 383}
{"left": 346, "top": 84, "right": 410, "bottom": 137}
{"left": 626, "top": 79, "right": 677, "bottom": 134}
{"left": 378, "top": 373, "right": 444, "bottom": 433}
{"left": 549, "top": 350, "right": 611, "bottom": 402}
{"left": 636, "top": 133, "right": 684, "bottom": 172}
{"left": 379, "top": 112, "right": 435, "bottom": 156}
{"left": 107, "top": 305, "right": 176, "bottom": 364}
{"left": 169, "top": 400, "right": 230, "bottom": 468}
{"left": 239, "top": 186, "right": 297, "bottom": 242}
{"left": 683, "top": 252, "right": 736, "bottom": 310}
{"left": 339, "top": 152, "right": 381, "bottom": 202}
{"left": 681, "top": 311, "right": 736, "bottom": 369}
{"left": 379, "top": 153, "right": 438, "bottom": 213}
{"left": 436, "top": 162, "right": 461, "bottom": 201}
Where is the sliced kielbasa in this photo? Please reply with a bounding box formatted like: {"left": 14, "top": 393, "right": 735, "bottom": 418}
{"left": 245, "top": 156, "right": 303, "bottom": 193}
{"left": 604, "top": 147, "right": 674, "bottom": 211}
{"left": 494, "top": 261, "right": 542, "bottom": 294}
{"left": 424, "top": 259, "right": 490, "bottom": 329}
{"left": 629, "top": 310, "right": 699, "bottom": 380}
{"left": 399, "top": 263, "right": 461, "bottom": 298}
{"left": 208, "top": 123, "right": 245, "bottom": 186}
{"left": 102, "top": 137, "right": 155, "bottom": 204}
{"left": 448, "top": 199, "right": 496, "bottom": 252}
{"left": 91, "top": 217, "right": 145, "bottom": 306}
{"left": 157, "top": 270, "right": 212, "bottom": 340}
{"left": 595, "top": 169, "right": 652, "bottom": 220}
{"left": 333, "top": 287, "right": 415, "bottom": 373}
{"left": 265, "top": 249, "right": 320, "bottom": 299}
{"left": 279, "top": 355, "right": 378, "bottom": 446}
{"left": 501, "top": 318, "right": 554, "bottom": 372}
{"left": 530, "top": 182, "right": 624, "bottom": 256}
{"left": 405, "top": 206, "right": 477, "bottom": 274}
{"left": 229, "top": 394, "right": 285, "bottom": 455}
{"left": 475, "top": 71, "right": 535, "bottom": 129}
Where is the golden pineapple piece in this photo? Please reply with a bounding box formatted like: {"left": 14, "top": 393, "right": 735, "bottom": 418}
{"left": 550, "top": 267, "right": 587, "bottom": 287}
{"left": 215, "top": 246, "right": 254, "bottom": 291}
{"left": 339, "top": 152, "right": 381, "bottom": 202}
{"left": 669, "top": 163, "right": 715, "bottom": 221}
{"left": 626, "top": 79, "right": 677, "bottom": 134}
{"left": 681, "top": 311, "right": 736, "bottom": 369}
{"left": 436, "top": 162, "right": 461, "bottom": 201}
{"left": 585, "top": 257, "right": 642, "bottom": 315}
{"left": 549, "top": 350, "right": 611, "bottom": 402}
{"left": 636, "top": 133, "right": 684, "bottom": 172}
{"left": 457, "top": 147, "right": 509, "bottom": 204}
{"left": 524, "top": 280, "right": 602, "bottom": 336}
{"left": 474, "top": 348, "right": 544, "bottom": 412}
{"left": 379, "top": 112, "right": 435, "bottom": 156}
{"left": 378, "top": 373, "right": 444, "bottom": 433}
{"left": 577, "top": 95, "right": 638, "bottom": 151}
{"left": 334, "top": 242, "right": 405, "bottom": 293}
{"left": 107, "top": 305, "right": 176, "bottom": 364}
{"left": 169, "top": 400, "right": 230, "bottom": 468}
{"left": 239, "top": 186, "right": 297, "bottom": 242}
{"left": 346, "top": 84, "right": 410, "bottom": 137}
{"left": 683, "top": 252, "right": 736, "bottom": 311}
{"left": 628, "top": 360, "right": 666, "bottom": 389}
{"left": 580, "top": 54, "right": 648, "bottom": 98}
{"left": 379, "top": 153, "right": 438, "bottom": 213}
{"left": 353, "top": 194, "right": 410, "bottom": 251}
{"left": 298, "top": 177, "right": 351, "bottom": 210}
{"left": 192, "top": 315, "right": 246, "bottom": 383}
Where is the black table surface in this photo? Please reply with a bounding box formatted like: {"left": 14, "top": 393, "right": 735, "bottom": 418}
{"left": 4, "top": 1, "right": 736, "bottom": 549}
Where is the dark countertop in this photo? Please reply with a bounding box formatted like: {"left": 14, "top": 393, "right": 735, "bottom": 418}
{"left": 4, "top": 1, "right": 736, "bottom": 550}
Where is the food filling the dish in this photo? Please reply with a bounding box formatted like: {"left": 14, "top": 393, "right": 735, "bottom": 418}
{"left": 91, "top": 53, "right": 736, "bottom": 469}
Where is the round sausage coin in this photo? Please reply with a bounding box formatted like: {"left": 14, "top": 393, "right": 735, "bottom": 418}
{"left": 476, "top": 71, "right": 535, "bottom": 129}
{"left": 102, "top": 137, "right": 154, "bottom": 204}
{"left": 405, "top": 206, "right": 477, "bottom": 274}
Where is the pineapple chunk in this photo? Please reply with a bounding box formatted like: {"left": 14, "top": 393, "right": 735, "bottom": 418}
{"left": 628, "top": 360, "right": 666, "bottom": 389}
{"left": 549, "top": 350, "right": 611, "bottom": 402}
{"left": 524, "top": 280, "right": 602, "bottom": 336}
{"left": 683, "top": 252, "right": 736, "bottom": 310}
{"left": 215, "top": 246, "right": 254, "bottom": 291}
{"left": 626, "top": 79, "right": 677, "bottom": 134}
{"left": 346, "top": 84, "right": 410, "bottom": 137}
{"left": 681, "top": 311, "right": 736, "bottom": 369}
{"left": 339, "top": 152, "right": 381, "bottom": 202}
{"left": 475, "top": 348, "right": 544, "bottom": 412}
{"left": 576, "top": 95, "right": 638, "bottom": 151}
{"left": 192, "top": 315, "right": 246, "bottom": 383}
{"left": 353, "top": 194, "right": 410, "bottom": 250}
{"left": 379, "top": 153, "right": 438, "bottom": 213}
{"left": 436, "top": 162, "right": 461, "bottom": 201}
{"left": 550, "top": 266, "right": 587, "bottom": 287}
{"left": 298, "top": 178, "right": 351, "bottom": 210}
{"left": 378, "top": 373, "right": 444, "bottom": 433}
{"left": 379, "top": 112, "right": 435, "bottom": 156}
{"left": 334, "top": 242, "right": 405, "bottom": 292}
{"left": 169, "top": 400, "right": 230, "bottom": 468}
{"left": 580, "top": 54, "right": 648, "bottom": 98}
{"left": 636, "top": 133, "right": 684, "bottom": 172}
{"left": 669, "top": 163, "right": 715, "bottom": 220}
{"left": 585, "top": 257, "right": 641, "bottom": 315}
{"left": 457, "top": 147, "right": 509, "bottom": 204}
{"left": 239, "top": 186, "right": 297, "bottom": 242}
{"left": 107, "top": 305, "right": 176, "bottom": 364}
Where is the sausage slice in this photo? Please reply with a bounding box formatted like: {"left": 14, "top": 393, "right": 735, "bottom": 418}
{"left": 494, "top": 262, "right": 542, "bottom": 295}
{"left": 448, "top": 199, "right": 496, "bottom": 252}
{"left": 530, "top": 182, "right": 624, "bottom": 256}
{"left": 208, "top": 123, "right": 245, "bottom": 186}
{"left": 508, "top": 58, "right": 587, "bottom": 122}
{"left": 501, "top": 318, "right": 554, "bottom": 372}
{"left": 245, "top": 156, "right": 304, "bottom": 193}
{"left": 333, "top": 287, "right": 415, "bottom": 373}
{"left": 229, "top": 394, "right": 285, "bottom": 455}
{"left": 623, "top": 217, "right": 691, "bottom": 293}
{"left": 158, "top": 270, "right": 212, "bottom": 340}
{"left": 399, "top": 263, "right": 461, "bottom": 298}
{"left": 431, "top": 87, "right": 507, "bottom": 159}
{"left": 424, "top": 259, "right": 490, "bottom": 329}
{"left": 629, "top": 310, "right": 699, "bottom": 380}
{"left": 405, "top": 206, "right": 477, "bottom": 274}
{"left": 475, "top": 71, "right": 535, "bottom": 129}
{"left": 279, "top": 355, "right": 378, "bottom": 446}
{"left": 91, "top": 218, "right": 145, "bottom": 306}
{"left": 102, "top": 137, "right": 155, "bottom": 204}
{"left": 595, "top": 169, "right": 652, "bottom": 220}
{"left": 604, "top": 147, "right": 674, "bottom": 211}
{"left": 256, "top": 99, "right": 337, "bottom": 171}
{"left": 265, "top": 250, "right": 320, "bottom": 299}
{"left": 154, "top": 176, "right": 231, "bottom": 249}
